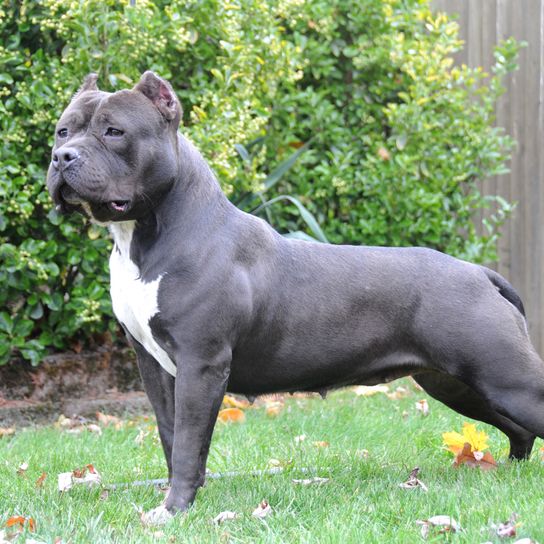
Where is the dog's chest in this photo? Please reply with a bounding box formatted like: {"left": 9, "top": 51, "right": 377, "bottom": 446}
{"left": 108, "top": 222, "right": 177, "bottom": 377}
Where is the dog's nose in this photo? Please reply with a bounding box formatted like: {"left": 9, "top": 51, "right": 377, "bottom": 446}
{"left": 52, "top": 147, "right": 80, "bottom": 170}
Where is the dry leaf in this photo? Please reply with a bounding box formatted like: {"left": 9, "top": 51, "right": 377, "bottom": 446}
{"left": 453, "top": 442, "right": 497, "bottom": 470}
{"left": 292, "top": 477, "right": 329, "bottom": 485}
{"left": 491, "top": 513, "right": 519, "bottom": 538}
{"left": 96, "top": 412, "right": 121, "bottom": 427}
{"left": 86, "top": 424, "right": 102, "bottom": 435}
{"left": 0, "top": 427, "right": 15, "bottom": 438}
{"left": 58, "top": 464, "right": 101, "bottom": 491}
{"left": 56, "top": 415, "right": 81, "bottom": 429}
{"left": 416, "top": 515, "right": 460, "bottom": 539}
{"left": 265, "top": 402, "right": 283, "bottom": 417}
{"left": 4, "top": 516, "right": 35, "bottom": 533}
{"left": 222, "top": 395, "right": 249, "bottom": 409}
{"left": 212, "top": 511, "right": 238, "bottom": 524}
{"left": 415, "top": 399, "right": 429, "bottom": 416}
{"left": 399, "top": 467, "right": 428, "bottom": 492}
{"left": 217, "top": 408, "right": 245, "bottom": 423}
{"left": 252, "top": 500, "right": 272, "bottom": 519}
{"left": 352, "top": 385, "right": 389, "bottom": 397}
{"left": 387, "top": 386, "right": 411, "bottom": 400}
{"left": 35, "top": 472, "right": 47, "bottom": 488}
{"left": 313, "top": 441, "right": 329, "bottom": 448}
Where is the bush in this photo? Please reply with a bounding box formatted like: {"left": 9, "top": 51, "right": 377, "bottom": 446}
{"left": 264, "top": 0, "right": 519, "bottom": 256}
{"left": 0, "top": 0, "right": 520, "bottom": 365}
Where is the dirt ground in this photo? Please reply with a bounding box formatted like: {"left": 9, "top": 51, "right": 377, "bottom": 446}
{"left": 0, "top": 346, "right": 151, "bottom": 427}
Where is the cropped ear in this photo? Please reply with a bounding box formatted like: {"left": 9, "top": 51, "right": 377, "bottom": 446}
{"left": 134, "top": 71, "right": 182, "bottom": 126}
{"left": 72, "top": 73, "right": 99, "bottom": 100}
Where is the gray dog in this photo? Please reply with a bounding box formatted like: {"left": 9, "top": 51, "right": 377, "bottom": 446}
{"left": 47, "top": 72, "right": 544, "bottom": 522}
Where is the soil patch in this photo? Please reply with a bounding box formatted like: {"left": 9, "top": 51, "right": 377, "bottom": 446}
{"left": 0, "top": 346, "right": 151, "bottom": 427}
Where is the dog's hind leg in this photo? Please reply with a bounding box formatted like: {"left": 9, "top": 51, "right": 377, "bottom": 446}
{"left": 413, "top": 371, "right": 536, "bottom": 459}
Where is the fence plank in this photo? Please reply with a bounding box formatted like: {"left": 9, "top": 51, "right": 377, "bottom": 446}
{"left": 432, "top": 0, "right": 544, "bottom": 355}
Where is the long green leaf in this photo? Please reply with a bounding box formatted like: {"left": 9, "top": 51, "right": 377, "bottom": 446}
{"left": 263, "top": 142, "right": 311, "bottom": 191}
{"left": 252, "top": 195, "right": 328, "bottom": 243}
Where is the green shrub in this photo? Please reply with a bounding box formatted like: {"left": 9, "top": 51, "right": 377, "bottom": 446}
{"left": 0, "top": 0, "right": 520, "bottom": 365}
{"left": 264, "top": 0, "right": 519, "bottom": 258}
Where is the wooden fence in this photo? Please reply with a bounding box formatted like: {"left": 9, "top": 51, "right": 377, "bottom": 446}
{"left": 433, "top": 0, "right": 544, "bottom": 356}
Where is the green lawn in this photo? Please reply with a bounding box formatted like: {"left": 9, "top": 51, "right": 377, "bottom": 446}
{"left": 1, "top": 380, "right": 543, "bottom": 543}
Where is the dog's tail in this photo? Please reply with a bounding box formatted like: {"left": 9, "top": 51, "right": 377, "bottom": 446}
{"left": 483, "top": 267, "right": 526, "bottom": 317}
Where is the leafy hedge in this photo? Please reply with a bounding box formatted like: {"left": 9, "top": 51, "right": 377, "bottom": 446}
{"left": 0, "top": 0, "right": 520, "bottom": 365}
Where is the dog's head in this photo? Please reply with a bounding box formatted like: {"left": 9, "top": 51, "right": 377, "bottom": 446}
{"left": 47, "top": 71, "right": 182, "bottom": 224}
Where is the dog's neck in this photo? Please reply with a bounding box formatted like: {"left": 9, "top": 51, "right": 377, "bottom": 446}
{"left": 109, "top": 134, "right": 233, "bottom": 272}
{"left": 152, "top": 133, "right": 230, "bottom": 233}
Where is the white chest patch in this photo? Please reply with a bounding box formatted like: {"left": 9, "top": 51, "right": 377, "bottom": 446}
{"left": 109, "top": 222, "right": 177, "bottom": 377}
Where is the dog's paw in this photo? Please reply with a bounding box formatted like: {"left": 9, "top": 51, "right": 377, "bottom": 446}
{"left": 141, "top": 504, "right": 175, "bottom": 526}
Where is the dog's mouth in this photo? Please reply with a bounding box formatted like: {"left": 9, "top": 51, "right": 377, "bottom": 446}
{"left": 58, "top": 183, "right": 130, "bottom": 215}
{"left": 108, "top": 200, "right": 130, "bottom": 213}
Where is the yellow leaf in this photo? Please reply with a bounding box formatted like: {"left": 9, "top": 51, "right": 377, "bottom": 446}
{"left": 443, "top": 422, "right": 489, "bottom": 454}
{"left": 461, "top": 422, "right": 489, "bottom": 452}
{"left": 222, "top": 395, "right": 249, "bottom": 409}
{"left": 442, "top": 430, "right": 466, "bottom": 453}
{"left": 218, "top": 408, "right": 245, "bottom": 423}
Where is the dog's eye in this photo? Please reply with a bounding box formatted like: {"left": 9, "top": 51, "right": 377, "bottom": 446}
{"left": 57, "top": 128, "right": 68, "bottom": 138}
{"left": 105, "top": 127, "right": 124, "bottom": 137}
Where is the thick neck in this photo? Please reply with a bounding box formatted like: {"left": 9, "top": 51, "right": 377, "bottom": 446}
{"left": 120, "top": 134, "right": 233, "bottom": 270}
{"left": 153, "top": 134, "right": 229, "bottom": 231}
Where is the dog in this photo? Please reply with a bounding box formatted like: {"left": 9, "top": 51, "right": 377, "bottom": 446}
{"left": 47, "top": 71, "right": 544, "bottom": 523}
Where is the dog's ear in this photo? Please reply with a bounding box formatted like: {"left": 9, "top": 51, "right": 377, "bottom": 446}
{"left": 72, "top": 73, "right": 99, "bottom": 100}
{"left": 134, "top": 71, "right": 182, "bottom": 126}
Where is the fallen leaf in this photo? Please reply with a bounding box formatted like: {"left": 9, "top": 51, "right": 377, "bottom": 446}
{"left": 0, "top": 427, "right": 15, "bottom": 438}
{"left": 58, "top": 472, "right": 73, "bottom": 492}
{"left": 313, "top": 441, "right": 329, "bottom": 448}
{"left": 399, "top": 467, "right": 428, "bottom": 492}
{"left": 416, "top": 515, "right": 460, "bottom": 539}
{"left": 56, "top": 415, "right": 81, "bottom": 429}
{"left": 4, "top": 516, "right": 35, "bottom": 535}
{"left": 86, "top": 424, "right": 102, "bottom": 435}
{"left": 222, "top": 395, "right": 249, "bottom": 409}
{"left": 5, "top": 516, "right": 26, "bottom": 529}
{"left": 352, "top": 385, "right": 389, "bottom": 397}
{"left": 292, "top": 477, "right": 329, "bottom": 485}
{"left": 96, "top": 412, "right": 121, "bottom": 427}
{"left": 443, "top": 422, "right": 489, "bottom": 454}
{"left": 212, "top": 511, "right": 238, "bottom": 524}
{"left": 387, "top": 386, "right": 411, "bottom": 400}
{"left": 58, "top": 465, "right": 102, "bottom": 491}
{"left": 265, "top": 402, "right": 283, "bottom": 417}
{"left": 35, "top": 472, "right": 47, "bottom": 488}
{"left": 491, "top": 512, "right": 519, "bottom": 538}
{"left": 252, "top": 500, "right": 272, "bottom": 519}
{"left": 453, "top": 442, "right": 497, "bottom": 470}
{"left": 415, "top": 399, "right": 429, "bottom": 416}
{"left": 217, "top": 408, "right": 245, "bottom": 423}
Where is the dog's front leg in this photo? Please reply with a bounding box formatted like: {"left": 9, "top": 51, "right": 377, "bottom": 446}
{"left": 164, "top": 349, "right": 231, "bottom": 514}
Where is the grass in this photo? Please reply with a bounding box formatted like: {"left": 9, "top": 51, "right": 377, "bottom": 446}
{"left": 1, "top": 379, "right": 543, "bottom": 543}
